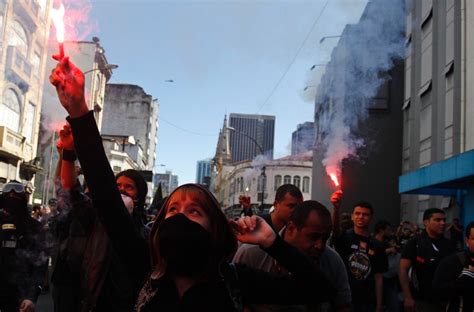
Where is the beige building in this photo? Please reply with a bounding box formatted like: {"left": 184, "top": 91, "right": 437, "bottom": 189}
{"left": 400, "top": 0, "right": 474, "bottom": 225}
{"left": 217, "top": 152, "right": 313, "bottom": 218}
{"left": 0, "top": 0, "right": 53, "bottom": 189}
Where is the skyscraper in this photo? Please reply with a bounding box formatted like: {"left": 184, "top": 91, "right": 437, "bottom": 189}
{"left": 228, "top": 113, "right": 275, "bottom": 163}
{"left": 291, "top": 122, "right": 315, "bottom": 155}
{"left": 196, "top": 159, "right": 211, "bottom": 184}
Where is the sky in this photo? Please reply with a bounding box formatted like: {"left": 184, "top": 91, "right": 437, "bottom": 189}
{"left": 86, "top": 0, "right": 368, "bottom": 184}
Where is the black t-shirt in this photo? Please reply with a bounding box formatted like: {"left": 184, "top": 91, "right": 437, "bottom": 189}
{"left": 334, "top": 229, "right": 388, "bottom": 305}
{"left": 401, "top": 231, "right": 456, "bottom": 300}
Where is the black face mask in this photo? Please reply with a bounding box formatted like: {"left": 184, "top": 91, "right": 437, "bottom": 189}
{"left": 158, "top": 213, "right": 213, "bottom": 277}
{"left": 2, "top": 196, "right": 27, "bottom": 217}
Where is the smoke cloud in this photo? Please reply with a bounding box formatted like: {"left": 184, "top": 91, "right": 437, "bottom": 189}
{"left": 314, "top": 0, "right": 405, "bottom": 180}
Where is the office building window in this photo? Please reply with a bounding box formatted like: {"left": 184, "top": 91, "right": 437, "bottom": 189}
{"left": 293, "top": 176, "right": 301, "bottom": 189}
{"left": 8, "top": 21, "right": 28, "bottom": 56}
{"left": 283, "top": 175, "right": 291, "bottom": 185}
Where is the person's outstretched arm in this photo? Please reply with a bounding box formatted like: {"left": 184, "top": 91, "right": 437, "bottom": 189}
{"left": 49, "top": 56, "right": 149, "bottom": 276}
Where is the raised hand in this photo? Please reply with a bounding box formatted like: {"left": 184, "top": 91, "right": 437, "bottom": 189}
{"left": 58, "top": 123, "right": 74, "bottom": 151}
{"left": 230, "top": 215, "right": 276, "bottom": 248}
{"left": 238, "top": 195, "right": 251, "bottom": 209}
{"left": 49, "top": 56, "right": 89, "bottom": 118}
{"left": 330, "top": 190, "right": 343, "bottom": 208}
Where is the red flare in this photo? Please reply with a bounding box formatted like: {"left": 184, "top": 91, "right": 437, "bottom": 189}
{"left": 329, "top": 173, "right": 340, "bottom": 187}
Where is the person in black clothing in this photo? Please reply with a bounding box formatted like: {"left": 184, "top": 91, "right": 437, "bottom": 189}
{"left": 0, "top": 181, "right": 48, "bottom": 312}
{"left": 260, "top": 184, "right": 303, "bottom": 232}
{"left": 399, "top": 208, "right": 456, "bottom": 312}
{"left": 50, "top": 56, "right": 336, "bottom": 312}
{"left": 51, "top": 123, "right": 148, "bottom": 312}
{"left": 331, "top": 191, "right": 388, "bottom": 312}
{"left": 433, "top": 221, "right": 474, "bottom": 312}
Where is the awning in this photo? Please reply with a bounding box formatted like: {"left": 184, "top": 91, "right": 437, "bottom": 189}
{"left": 399, "top": 150, "right": 474, "bottom": 196}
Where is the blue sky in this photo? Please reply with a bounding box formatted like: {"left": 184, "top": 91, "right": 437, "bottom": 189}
{"left": 89, "top": 0, "right": 367, "bottom": 184}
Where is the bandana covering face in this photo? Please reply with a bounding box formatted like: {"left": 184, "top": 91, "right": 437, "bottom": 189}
{"left": 158, "top": 213, "right": 213, "bottom": 277}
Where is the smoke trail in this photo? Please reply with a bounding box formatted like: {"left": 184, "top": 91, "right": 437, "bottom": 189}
{"left": 316, "top": 0, "right": 405, "bottom": 181}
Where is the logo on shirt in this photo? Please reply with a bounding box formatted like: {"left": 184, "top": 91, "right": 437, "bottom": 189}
{"left": 348, "top": 251, "right": 371, "bottom": 280}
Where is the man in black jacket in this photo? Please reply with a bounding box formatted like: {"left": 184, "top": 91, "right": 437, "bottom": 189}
{"left": 399, "top": 208, "right": 456, "bottom": 312}
{"left": 0, "top": 181, "right": 48, "bottom": 312}
{"left": 433, "top": 221, "right": 474, "bottom": 312}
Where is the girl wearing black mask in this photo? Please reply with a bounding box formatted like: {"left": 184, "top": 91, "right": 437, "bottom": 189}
{"left": 135, "top": 184, "right": 335, "bottom": 311}
{"left": 50, "top": 57, "right": 335, "bottom": 312}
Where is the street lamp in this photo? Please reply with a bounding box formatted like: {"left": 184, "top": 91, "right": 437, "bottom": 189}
{"left": 310, "top": 63, "right": 326, "bottom": 70}
{"left": 319, "top": 35, "right": 341, "bottom": 44}
{"left": 259, "top": 166, "right": 266, "bottom": 212}
{"left": 226, "top": 126, "right": 264, "bottom": 155}
{"left": 83, "top": 64, "right": 119, "bottom": 75}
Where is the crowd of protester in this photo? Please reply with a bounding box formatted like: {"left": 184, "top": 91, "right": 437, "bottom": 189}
{"left": 0, "top": 56, "right": 473, "bottom": 312}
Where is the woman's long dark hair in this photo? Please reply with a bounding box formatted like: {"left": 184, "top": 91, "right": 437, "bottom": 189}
{"left": 148, "top": 184, "right": 237, "bottom": 277}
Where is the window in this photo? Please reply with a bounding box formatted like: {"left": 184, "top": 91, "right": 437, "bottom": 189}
{"left": 8, "top": 21, "right": 28, "bottom": 56}
{"left": 302, "top": 176, "right": 310, "bottom": 193}
{"left": 274, "top": 175, "right": 282, "bottom": 191}
{"left": 0, "top": 89, "right": 21, "bottom": 132}
{"left": 293, "top": 176, "right": 301, "bottom": 189}
{"left": 257, "top": 174, "right": 266, "bottom": 192}
{"left": 283, "top": 175, "right": 291, "bottom": 185}
{"left": 32, "top": 52, "right": 41, "bottom": 79}
{"left": 24, "top": 102, "right": 36, "bottom": 143}
{"left": 239, "top": 177, "right": 243, "bottom": 192}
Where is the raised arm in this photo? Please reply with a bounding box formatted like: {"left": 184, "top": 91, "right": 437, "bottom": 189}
{"left": 330, "top": 190, "right": 343, "bottom": 238}
{"left": 49, "top": 57, "right": 149, "bottom": 275}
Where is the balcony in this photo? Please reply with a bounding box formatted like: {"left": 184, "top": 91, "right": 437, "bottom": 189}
{"left": 5, "top": 46, "right": 33, "bottom": 92}
{"left": 0, "top": 126, "right": 24, "bottom": 160}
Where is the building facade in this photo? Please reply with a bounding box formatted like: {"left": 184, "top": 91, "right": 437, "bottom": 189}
{"left": 196, "top": 158, "right": 211, "bottom": 185}
{"left": 228, "top": 113, "right": 275, "bottom": 163}
{"left": 0, "top": 0, "right": 53, "bottom": 190}
{"left": 217, "top": 152, "right": 313, "bottom": 219}
{"left": 291, "top": 122, "right": 315, "bottom": 155}
{"left": 399, "top": 0, "right": 474, "bottom": 226}
{"left": 101, "top": 84, "right": 158, "bottom": 171}
{"left": 312, "top": 0, "right": 405, "bottom": 225}
{"left": 154, "top": 171, "right": 178, "bottom": 197}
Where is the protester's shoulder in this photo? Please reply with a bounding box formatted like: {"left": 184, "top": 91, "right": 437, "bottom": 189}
{"left": 233, "top": 243, "right": 265, "bottom": 262}
{"left": 320, "top": 246, "right": 346, "bottom": 270}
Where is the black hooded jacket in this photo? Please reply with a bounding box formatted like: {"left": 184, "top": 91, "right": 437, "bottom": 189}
{"left": 0, "top": 194, "right": 48, "bottom": 305}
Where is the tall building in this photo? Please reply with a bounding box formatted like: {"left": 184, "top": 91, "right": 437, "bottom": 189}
{"left": 0, "top": 0, "right": 53, "bottom": 191}
{"left": 101, "top": 84, "right": 159, "bottom": 171}
{"left": 154, "top": 171, "right": 178, "bottom": 196}
{"left": 312, "top": 0, "right": 404, "bottom": 225}
{"left": 228, "top": 113, "right": 275, "bottom": 163}
{"left": 291, "top": 122, "right": 315, "bottom": 155}
{"left": 36, "top": 38, "right": 114, "bottom": 203}
{"left": 399, "top": 0, "right": 474, "bottom": 226}
{"left": 196, "top": 158, "right": 211, "bottom": 184}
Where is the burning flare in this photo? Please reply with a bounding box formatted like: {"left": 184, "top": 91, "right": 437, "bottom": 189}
{"left": 328, "top": 171, "right": 340, "bottom": 188}
{"left": 51, "top": 3, "right": 65, "bottom": 58}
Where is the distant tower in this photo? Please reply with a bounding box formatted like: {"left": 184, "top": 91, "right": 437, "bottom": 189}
{"left": 214, "top": 115, "right": 232, "bottom": 167}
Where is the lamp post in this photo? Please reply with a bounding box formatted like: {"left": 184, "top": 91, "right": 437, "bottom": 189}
{"left": 226, "top": 126, "right": 267, "bottom": 211}
{"left": 83, "top": 63, "right": 119, "bottom": 75}
{"left": 319, "top": 35, "right": 341, "bottom": 44}
{"left": 260, "top": 166, "right": 266, "bottom": 212}
{"left": 226, "top": 126, "right": 264, "bottom": 155}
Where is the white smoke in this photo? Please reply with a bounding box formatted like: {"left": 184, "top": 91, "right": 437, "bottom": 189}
{"left": 315, "top": 0, "right": 405, "bottom": 179}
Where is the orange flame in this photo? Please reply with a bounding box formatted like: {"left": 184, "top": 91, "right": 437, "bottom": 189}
{"left": 51, "top": 3, "right": 65, "bottom": 43}
{"left": 329, "top": 173, "right": 340, "bottom": 187}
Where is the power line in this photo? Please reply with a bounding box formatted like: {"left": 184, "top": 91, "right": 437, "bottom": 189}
{"left": 256, "top": 0, "right": 331, "bottom": 113}
{"left": 159, "top": 116, "right": 215, "bottom": 136}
